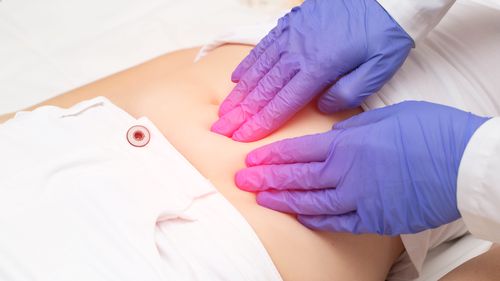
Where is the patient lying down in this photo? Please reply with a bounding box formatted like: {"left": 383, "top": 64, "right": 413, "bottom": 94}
{"left": 0, "top": 45, "right": 498, "bottom": 280}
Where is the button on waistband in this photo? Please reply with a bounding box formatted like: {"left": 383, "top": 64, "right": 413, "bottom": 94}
{"left": 127, "top": 125, "right": 150, "bottom": 147}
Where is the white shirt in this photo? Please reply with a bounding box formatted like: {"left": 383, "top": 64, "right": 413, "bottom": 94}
{"left": 377, "top": 0, "right": 500, "bottom": 244}
{"left": 377, "top": 0, "right": 456, "bottom": 43}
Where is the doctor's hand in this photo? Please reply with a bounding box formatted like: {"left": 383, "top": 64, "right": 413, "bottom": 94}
{"left": 235, "top": 101, "right": 489, "bottom": 235}
{"left": 211, "top": 0, "right": 414, "bottom": 142}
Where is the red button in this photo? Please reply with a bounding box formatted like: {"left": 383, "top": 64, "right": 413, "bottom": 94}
{"left": 127, "top": 125, "right": 150, "bottom": 147}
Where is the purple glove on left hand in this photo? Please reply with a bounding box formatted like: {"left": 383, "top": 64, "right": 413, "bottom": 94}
{"left": 212, "top": 0, "right": 413, "bottom": 142}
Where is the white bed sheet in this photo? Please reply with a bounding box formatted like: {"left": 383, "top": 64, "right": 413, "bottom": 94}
{"left": 0, "top": 0, "right": 286, "bottom": 114}
{"left": 0, "top": 0, "right": 494, "bottom": 280}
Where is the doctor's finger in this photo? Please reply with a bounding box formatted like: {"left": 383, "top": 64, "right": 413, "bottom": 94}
{"left": 235, "top": 162, "right": 339, "bottom": 191}
{"left": 317, "top": 57, "right": 381, "bottom": 114}
{"left": 218, "top": 41, "right": 282, "bottom": 117}
{"left": 231, "top": 23, "right": 285, "bottom": 83}
{"left": 298, "top": 213, "right": 363, "bottom": 233}
{"left": 256, "top": 189, "right": 356, "bottom": 216}
{"left": 239, "top": 56, "right": 298, "bottom": 115}
{"left": 232, "top": 72, "right": 316, "bottom": 142}
{"left": 245, "top": 131, "right": 336, "bottom": 166}
{"left": 211, "top": 59, "right": 298, "bottom": 137}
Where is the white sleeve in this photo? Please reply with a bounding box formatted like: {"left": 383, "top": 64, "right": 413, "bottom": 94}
{"left": 376, "top": 0, "right": 455, "bottom": 43}
{"left": 457, "top": 117, "right": 500, "bottom": 243}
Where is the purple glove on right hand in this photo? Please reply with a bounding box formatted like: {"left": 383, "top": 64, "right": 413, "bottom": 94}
{"left": 212, "top": 0, "right": 413, "bottom": 142}
{"left": 235, "top": 101, "right": 489, "bottom": 235}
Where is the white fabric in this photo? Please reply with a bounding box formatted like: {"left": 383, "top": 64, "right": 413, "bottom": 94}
{"left": 389, "top": 221, "right": 468, "bottom": 280}
{"left": 376, "top": 0, "right": 455, "bottom": 43}
{"left": 413, "top": 234, "right": 494, "bottom": 281}
{"left": 0, "top": 97, "right": 282, "bottom": 281}
{"left": 196, "top": 23, "right": 279, "bottom": 62}
{"left": 458, "top": 117, "right": 500, "bottom": 244}
{"left": 195, "top": 0, "right": 500, "bottom": 279}
{"left": 363, "top": 1, "right": 500, "bottom": 116}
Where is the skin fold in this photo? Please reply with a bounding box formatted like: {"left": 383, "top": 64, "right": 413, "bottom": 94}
{"left": 1, "top": 44, "right": 498, "bottom": 280}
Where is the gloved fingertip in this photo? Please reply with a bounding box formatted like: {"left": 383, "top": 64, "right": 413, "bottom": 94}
{"left": 232, "top": 128, "right": 254, "bottom": 143}
{"left": 231, "top": 131, "right": 245, "bottom": 142}
{"left": 296, "top": 215, "right": 317, "bottom": 229}
{"left": 255, "top": 192, "right": 273, "bottom": 207}
{"left": 218, "top": 100, "right": 234, "bottom": 117}
{"left": 235, "top": 169, "right": 258, "bottom": 192}
{"left": 245, "top": 152, "right": 258, "bottom": 166}
{"left": 213, "top": 106, "right": 249, "bottom": 137}
{"left": 231, "top": 70, "right": 241, "bottom": 83}
{"left": 257, "top": 191, "right": 295, "bottom": 214}
{"left": 317, "top": 97, "right": 339, "bottom": 114}
{"left": 245, "top": 145, "right": 275, "bottom": 166}
{"left": 210, "top": 118, "right": 232, "bottom": 137}
{"left": 233, "top": 122, "right": 268, "bottom": 142}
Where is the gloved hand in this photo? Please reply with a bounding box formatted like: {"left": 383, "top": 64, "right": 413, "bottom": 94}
{"left": 211, "top": 0, "right": 414, "bottom": 142}
{"left": 235, "top": 101, "right": 489, "bottom": 235}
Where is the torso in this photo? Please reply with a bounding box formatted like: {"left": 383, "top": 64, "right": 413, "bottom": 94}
{"left": 8, "top": 45, "right": 403, "bottom": 281}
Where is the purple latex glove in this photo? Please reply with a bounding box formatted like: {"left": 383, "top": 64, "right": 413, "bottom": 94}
{"left": 211, "top": 0, "right": 414, "bottom": 142}
{"left": 235, "top": 101, "right": 489, "bottom": 235}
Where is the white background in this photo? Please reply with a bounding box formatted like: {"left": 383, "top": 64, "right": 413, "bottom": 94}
{"left": 0, "top": 0, "right": 287, "bottom": 114}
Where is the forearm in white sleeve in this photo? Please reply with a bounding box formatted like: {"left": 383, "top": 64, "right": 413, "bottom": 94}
{"left": 457, "top": 117, "right": 500, "bottom": 243}
{"left": 376, "top": 0, "right": 455, "bottom": 43}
